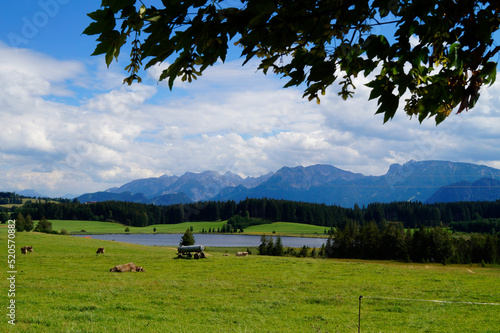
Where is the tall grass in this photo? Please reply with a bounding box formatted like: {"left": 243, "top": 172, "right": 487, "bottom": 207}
{"left": 2, "top": 227, "right": 499, "bottom": 332}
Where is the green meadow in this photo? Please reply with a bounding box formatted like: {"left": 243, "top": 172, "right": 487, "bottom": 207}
{"left": 245, "top": 222, "right": 327, "bottom": 236}
{"left": 49, "top": 220, "right": 328, "bottom": 236}
{"left": 0, "top": 198, "right": 56, "bottom": 209}
{"left": 2, "top": 227, "right": 499, "bottom": 332}
{"left": 49, "top": 220, "right": 229, "bottom": 235}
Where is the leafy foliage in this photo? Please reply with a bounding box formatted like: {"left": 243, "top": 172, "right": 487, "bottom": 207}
{"left": 34, "top": 217, "right": 53, "bottom": 233}
{"left": 226, "top": 214, "right": 272, "bottom": 232}
{"left": 84, "top": 0, "right": 500, "bottom": 123}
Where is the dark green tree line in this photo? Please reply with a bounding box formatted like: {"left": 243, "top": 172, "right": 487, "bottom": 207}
{"left": 4, "top": 191, "right": 500, "bottom": 233}
{"left": 324, "top": 222, "right": 500, "bottom": 264}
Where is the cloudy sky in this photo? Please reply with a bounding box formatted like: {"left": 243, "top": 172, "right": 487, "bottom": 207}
{"left": 1, "top": 1, "right": 499, "bottom": 197}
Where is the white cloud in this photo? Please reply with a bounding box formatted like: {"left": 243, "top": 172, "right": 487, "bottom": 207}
{"left": 0, "top": 43, "right": 84, "bottom": 98}
{"left": 1, "top": 41, "right": 500, "bottom": 197}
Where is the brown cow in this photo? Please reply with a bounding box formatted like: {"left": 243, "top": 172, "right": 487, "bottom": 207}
{"left": 236, "top": 251, "right": 249, "bottom": 257}
{"left": 96, "top": 247, "right": 105, "bottom": 255}
{"left": 110, "top": 262, "right": 145, "bottom": 272}
{"left": 21, "top": 246, "right": 33, "bottom": 255}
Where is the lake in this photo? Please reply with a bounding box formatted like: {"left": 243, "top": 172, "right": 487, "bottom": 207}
{"left": 73, "top": 233, "right": 327, "bottom": 248}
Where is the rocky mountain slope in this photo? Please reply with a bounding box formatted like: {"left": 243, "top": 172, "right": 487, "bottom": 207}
{"left": 77, "top": 160, "right": 500, "bottom": 207}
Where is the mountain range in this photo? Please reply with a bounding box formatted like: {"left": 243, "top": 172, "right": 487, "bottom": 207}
{"left": 76, "top": 160, "right": 500, "bottom": 207}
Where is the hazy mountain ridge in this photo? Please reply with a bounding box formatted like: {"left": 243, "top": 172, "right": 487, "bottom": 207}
{"left": 426, "top": 177, "right": 500, "bottom": 203}
{"left": 77, "top": 191, "right": 193, "bottom": 205}
{"left": 77, "top": 160, "right": 500, "bottom": 207}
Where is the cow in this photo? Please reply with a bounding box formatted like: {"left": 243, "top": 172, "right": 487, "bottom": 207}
{"left": 21, "top": 246, "right": 33, "bottom": 255}
{"left": 236, "top": 251, "right": 249, "bottom": 257}
{"left": 96, "top": 247, "right": 105, "bottom": 255}
{"left": 110, "top": 262, "right": 145, "bottom": 272}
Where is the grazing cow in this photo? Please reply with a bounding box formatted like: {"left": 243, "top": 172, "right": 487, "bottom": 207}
{"left": 236, "top": 251, "right": 249, "bottom": 257}
{"left": 109, "top": 262, "right": 145, "bottom": 272}
{"left": 96, "top": 247, "right": 105, "bottom": 255}
{"left": 21, "top": 246, "right": 33, "bottom": 255}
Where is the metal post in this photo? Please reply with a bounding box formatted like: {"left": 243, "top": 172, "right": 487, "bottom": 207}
{"left": 358, "top": 295, "right": 363, "bottom": 333}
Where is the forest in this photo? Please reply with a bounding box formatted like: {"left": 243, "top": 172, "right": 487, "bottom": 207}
{"left": 256, "top": 221, "right": 499, "bottom": 264}
{"left": 2, "top": 193, "right": 499, "bottom": 264}
{"left": 2, "top": 195, "right": 499, "bottom": 231}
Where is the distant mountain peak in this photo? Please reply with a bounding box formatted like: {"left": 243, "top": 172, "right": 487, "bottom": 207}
{"left": 77, "top": 161, "right": 500, "bottom": 207}
{"left": 17, "top": 189, "right": 45, "bottom": 197}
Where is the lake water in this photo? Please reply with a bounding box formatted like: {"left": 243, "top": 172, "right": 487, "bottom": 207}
{"left": 73, "top": 233, "right": 327, "bottom": 248}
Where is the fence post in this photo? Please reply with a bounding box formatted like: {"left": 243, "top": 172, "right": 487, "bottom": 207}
{"left": 358, "top": 295, "right": 363, "bottom": 333}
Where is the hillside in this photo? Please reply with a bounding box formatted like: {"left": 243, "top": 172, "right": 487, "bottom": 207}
{"left": 426, "top": 177, "right": 500, "bottom": 203}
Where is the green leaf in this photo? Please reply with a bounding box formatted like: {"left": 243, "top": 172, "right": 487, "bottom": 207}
{"left": 481, "top": 62, "right": 497, "bottom": 85}
{"left": 366, "top": 78, "right": 384, "bottom": 101}
{"left": 87, "top": 9, "right": 108, "bottom": 22}
{"left": 102, "top": 0, "right": 136, "bottom": 13}
{"left": 82, "top": 22, "right": 104, "bottom": 36}
{"left": 448, "top": 43, "right": 460, "bottom": 67}
{"left": 377, "top": 93, "right": 399, "bottom": 123}
{"left": 435, "top": 113, "right": 447, "bottom": 125}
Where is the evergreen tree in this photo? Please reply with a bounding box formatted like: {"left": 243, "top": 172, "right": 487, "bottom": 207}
{"left": 24, "top": 214, "right": 34, "bottom": 232}
{"left": 258, "top": 234, "right": 268, "bottom": 255}
{"left": 298, "top": 245, "right": 309, "bottom": 257}
{"left": 319, "top": 244, "right": 326, "bottom": 258}
{"left": 359, "top": 221, "right": 381, "bottom": 259}
{"left": 266, "top": 236, "right": 275, "bottom": 255}
{"left": 273, "top": 236, "right": 284, "bottom": 256}
{"left": 15, "top": 213, "right": 25, "bottom": 232}
{"left": 442, "top": 207, "right": 453, "bottom": 224}
{"left": 483, "top": 234, "right": 497, "bottom": 264}
{"left": 429, "top": 227, "right": 453, "bottom": 263}
{"left": 379, "top": 222, "right": 406, "bottom": 260}
{"left": 411, "top": 226, "right": 429, "bottom": 262}
{"left": 180, "top": 228, "right": 195, "bottom": 246}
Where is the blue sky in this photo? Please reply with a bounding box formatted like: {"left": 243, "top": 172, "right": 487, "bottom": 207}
{"left": 1, "top": 1, "right": 500, "bottom": 198}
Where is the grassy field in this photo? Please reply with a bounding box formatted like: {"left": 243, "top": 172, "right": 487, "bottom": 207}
{"left": 50, "top": 220, "right": 328, "bottom": 236}
{"left": 245, "top": 222, "right": 328, "bottom": 236}
{"left": 2, "top": 226, "right": 499, "bottom": 332}
{"left": 50, "top": 220, "right": 229, "bottom": 234}
{"left": 0, "top": 198, "right": 55, "bottom": 209}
